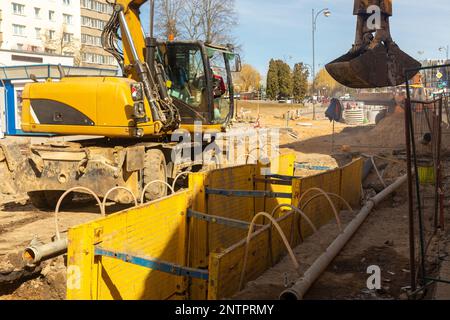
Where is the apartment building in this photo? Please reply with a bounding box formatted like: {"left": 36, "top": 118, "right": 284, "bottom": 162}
{"left": 80, "top": 0, "right": 117, "bottom": 70}
{"left": 0, "top": 0, "right": 81, "bottom": 62}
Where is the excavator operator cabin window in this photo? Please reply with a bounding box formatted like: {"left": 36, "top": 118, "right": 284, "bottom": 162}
{"left": 207, "top": 48, "right": 232, "bottom": 124}
{"left": 165, "top": 44, "right": 209, "bottom": 123}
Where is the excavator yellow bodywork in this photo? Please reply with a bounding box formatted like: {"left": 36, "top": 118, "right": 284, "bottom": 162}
{"left": 21, "top": 77, "right": 162, "bottom": 138}
{"left": 21, "top": 76, "right": 224, "bottom": 138}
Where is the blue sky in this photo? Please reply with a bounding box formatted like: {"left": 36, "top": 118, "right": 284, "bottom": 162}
{"left": 142, "top": 0, "right": 450, "bottom": 77}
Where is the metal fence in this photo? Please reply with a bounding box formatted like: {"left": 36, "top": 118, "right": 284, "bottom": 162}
{"left": 405, "top": 64, "right": 450, "bottom": 296}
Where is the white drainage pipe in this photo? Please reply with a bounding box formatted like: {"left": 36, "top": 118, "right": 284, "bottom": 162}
{"left": 280, "top": 175, "right": 407, "bottom": 300}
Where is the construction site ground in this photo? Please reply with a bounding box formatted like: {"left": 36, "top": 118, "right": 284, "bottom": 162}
{"left": 1, "top": 100, "right": 449, "bottom": 300}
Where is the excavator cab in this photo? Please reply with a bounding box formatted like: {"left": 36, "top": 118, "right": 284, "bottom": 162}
{"left": 157, "top": 41, "right": 240, "bottom": 126}
{"left": 326, "top": 0, "right": 421, "bottom": 88}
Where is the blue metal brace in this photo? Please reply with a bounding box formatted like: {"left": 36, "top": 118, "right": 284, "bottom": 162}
{"left": 265, "top": 173, "right": 296, "bottom": 181}
{"left": 94, "top": 247, "right": 209, "bottom": 280}
{"left": 205, "top": 188, "right": 292, "bottom": 199}
{"left": 187, "top": 209, "right": 263, "bottom": 230}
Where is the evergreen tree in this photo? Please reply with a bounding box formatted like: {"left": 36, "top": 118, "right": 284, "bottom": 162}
{"left": 292, "top": 63, "right": 309, "bottom": 102}
{"left": 266, "top": 59, "right": 279, "bottom": 100}
{"left": 277, "top": 60, "right": 293, "bottom": 99}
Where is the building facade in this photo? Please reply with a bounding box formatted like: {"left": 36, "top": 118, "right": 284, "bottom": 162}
{"left": 0, "top": 0, "right": 81, "bottom": 58}
{"left": 80, "top": 0, "right": 117, "bottom": 70}
{"left": 0, "top": 1, "right": 118, "bottom": 70}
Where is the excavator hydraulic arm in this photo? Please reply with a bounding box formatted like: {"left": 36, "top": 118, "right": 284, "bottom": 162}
{"left": 326, "top": 0, "right": 421, "bottom": 88}
{"left": 104, "top": 0, "right": 180, "bottom": 131}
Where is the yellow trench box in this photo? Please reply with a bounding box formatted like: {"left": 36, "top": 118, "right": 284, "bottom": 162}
{"left": 66, "top": 154, "right": 363, "bottom": 300}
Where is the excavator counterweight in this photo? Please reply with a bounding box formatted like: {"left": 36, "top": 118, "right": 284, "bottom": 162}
{"left": 326, "top": 0, "right": 421, "bottom": 88}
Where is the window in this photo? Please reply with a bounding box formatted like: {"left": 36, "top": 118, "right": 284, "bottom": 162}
{"left": 63, "top": 14, "right": 73, "bottom": 25}
{"left": 81, "top": 34, "right": 102, "bottom": 46}
{"left": 81, "top": 0, "right": 113, "bottom": 14}
{"left": 35, "top": 28, "right": 41, "bottom": 39}
{"left": 63, "top": 32, "right": 73, "bottom": 43}
{"left": 31, "top": 46, "right": 39, "bottom": 52}
{"left": 16, "top": 43, "right": 23, "bottom": 50}
{"left": 208, "top": 48, "right": 232, "bottom": 123}
{"left": 45, "top": 48, "right": 56, "bottom": 54}
{"left": 13, "top": 24, "right": 25, "bottom": 36}
{"left": 48, "top": 30, "right": 56, "bottom": 40}
{"left": 34, "top": 7, "right": 41, "bottom": 19}
{"left": 49, "top": 10, "right": 55, "bottom": 21}
{"left": 81, "top": 16, "right": 106, "bottom": 30}
{"left": 63, "top": 0, "right": 71, "bottom": 5}
{"left": 165, "top": 45, "right": 208, "bottom": 111}
{"left": 82, "top": 53, "right": 115, "bottom": 65}
{"left": 12, "top": 3, "right": 25, "bottom": 15}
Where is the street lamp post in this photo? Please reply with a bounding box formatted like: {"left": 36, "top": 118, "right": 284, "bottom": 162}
{"left": 439, "top": 46, "right": 449, "bottom": 61}
{"left": 312, "top": 8, "right": 331, "bottom": 120}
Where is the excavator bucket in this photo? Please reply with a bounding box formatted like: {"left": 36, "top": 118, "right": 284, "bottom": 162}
{"left": 326, "top": 0, "right": 421, "bottom": 88}
{"left": 326, "top": 42, "right": 421, "bottom": 88}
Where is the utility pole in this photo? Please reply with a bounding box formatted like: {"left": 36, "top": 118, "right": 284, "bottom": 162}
{"left": 439, "top": 45, "right": 449, "bottom": 61}
{"left": 312, "top": 8, "right": 331, "bottom": 120}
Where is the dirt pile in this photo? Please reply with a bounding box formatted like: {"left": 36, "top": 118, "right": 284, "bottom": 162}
{"left": 356, "top": 113, "right": 406, "bottom": 149}
{"left": 352, "top": 112, "right": 450, "bottom": 152}
{"left": 0, "top": 253, "right": 66, "bottom": 300}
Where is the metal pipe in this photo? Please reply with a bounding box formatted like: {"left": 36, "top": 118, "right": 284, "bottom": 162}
{"left": 23, "top": 239, "right": 68, "bottom": 266}
{"left": 436, "top": 98, "right": 444, "bottom": 230}
{"left": 118, "top": 10, "right": 140, "bottom": 63}
{"left": 279, "top": 175, "right": 407, "bottom": 300}
{"left": 408, "top": 97, "right": 427, "bottom": 285}
{"left": 149, "top": 0, "right": 155, "bottom": 39}
{"left": 404, "top": 96, "right": 417, "bottom": 292}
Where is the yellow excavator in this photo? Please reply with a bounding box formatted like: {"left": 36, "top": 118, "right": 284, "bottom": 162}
{"left": 0, "top": 0, "right": 418, "bottom": 210}
{"left": 0, "top": 0, "right": 241, "bottom": 209}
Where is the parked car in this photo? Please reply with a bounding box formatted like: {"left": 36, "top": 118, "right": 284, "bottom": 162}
{"left": 340, "top": 93, "right": 353, "bottom": 101}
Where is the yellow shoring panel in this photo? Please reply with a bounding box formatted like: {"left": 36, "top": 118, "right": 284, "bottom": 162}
{"left": 207, "top": 213, "right": 293, "bottom": 300}
{"left": 205, "top": 165, "right": 257, "bottom": 251}
{"left": 67, "top": 191, "right": 191, "bottom": 300}
{"left": 187, "top": 172, "right": 209, "bottom": 300}
{"left": 340, "top": 158, "right": 363, "bottom": 208}
{"left": 296, "top": 168, "right": 342, "bottom": 239}
{"left": 254, "top": 153, "right": 296, "bottom": 218}
{"left": 209, "top": 159, "right": 365, "bottom": 300}
{"left": 264, "top": 213, "right": 297, "bottom": 270}
{"left": 65, "top": 156, "right": 364, "bottom": 301}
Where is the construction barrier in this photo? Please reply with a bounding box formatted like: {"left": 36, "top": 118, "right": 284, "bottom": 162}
{"left": 67, "top": 191, "right": 191, "bottom": 300}
{"left": 66, "top": 155, "right": 363, "bottom": 300}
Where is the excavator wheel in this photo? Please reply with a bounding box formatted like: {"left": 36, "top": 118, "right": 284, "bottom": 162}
{"left": 143, "top": 149, "right": 168, "bottom": 202}
{"left": 28, "top": 191, "right": 74, "bottom": 211}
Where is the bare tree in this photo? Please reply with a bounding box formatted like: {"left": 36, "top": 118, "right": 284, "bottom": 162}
{"left": 154, "top": 0, "right": 238, "bottom": 46}
{"left": 198, "top": 0, "right": 237, "bottom": 44}
{"left": 73, "top": 44, "right": 88, "bottom": 67}
{"left": 155, "top": 0, "right": 185, "bottom": 40}
{"left": 179, "top": 0, "right": 203, "bottom": 40}
{"left": 42, "top": 24, "right": 81, "bottom": 57}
